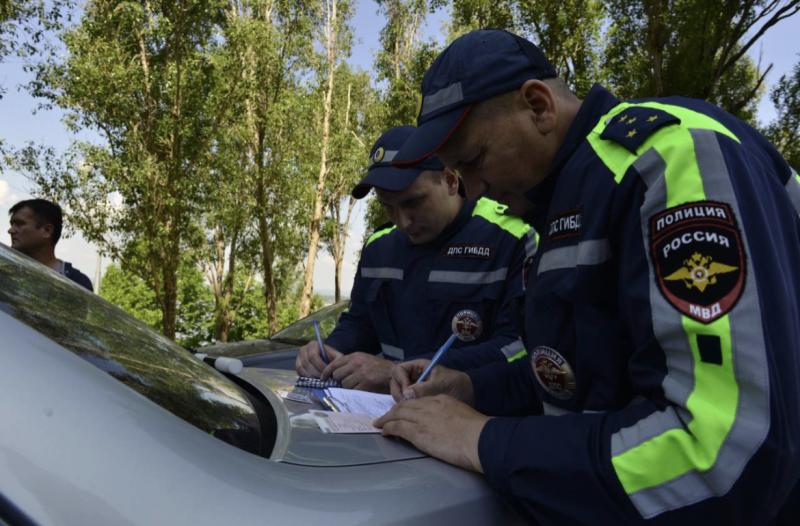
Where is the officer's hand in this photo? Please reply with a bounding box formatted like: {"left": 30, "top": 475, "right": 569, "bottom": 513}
{"left": 321, "top": 352, "right": 393, "bottom": 393}
{"left": 389, "top": 359, "right": 475, "bottom": 405}
{"left": 374, "top": 395, "right": 488, "bottom": 473}
{"left": 295, "top": 341, "right": 342, "bottom": 378}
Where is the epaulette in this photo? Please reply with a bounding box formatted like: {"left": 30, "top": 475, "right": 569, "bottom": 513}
{"left": 600, "top": 106, "right": 681, "bottom": 153}
{"left": 365, "top": 222, "right": 396, "bottom": 246}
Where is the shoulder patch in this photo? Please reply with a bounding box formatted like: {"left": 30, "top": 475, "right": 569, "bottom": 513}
{"left": 601, "top": 106, "right": 680, "bottom": 153}
{"left": 650, "top": 201, "right": 746, "bottom": 323}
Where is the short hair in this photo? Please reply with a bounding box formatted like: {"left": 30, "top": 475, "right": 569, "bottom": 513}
{"left": 9, "top": 198, "right": 63, "bottom": 246}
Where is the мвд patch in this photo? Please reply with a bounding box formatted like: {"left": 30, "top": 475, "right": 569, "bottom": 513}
{"left": 650, "top": 201, "right": 745, "bottom": 323}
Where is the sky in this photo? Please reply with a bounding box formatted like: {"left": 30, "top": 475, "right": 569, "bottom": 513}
{"left": 1, "top": 2, "right": 798, "bottom": 297}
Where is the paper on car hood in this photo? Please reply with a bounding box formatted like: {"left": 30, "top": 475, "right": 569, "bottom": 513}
{"left": 238, "top": 368, "right": 426, "bottom": 467}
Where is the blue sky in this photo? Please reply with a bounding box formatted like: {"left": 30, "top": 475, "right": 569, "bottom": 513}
{"left": 1, "top": 1, "right": 798, "bottom": 297}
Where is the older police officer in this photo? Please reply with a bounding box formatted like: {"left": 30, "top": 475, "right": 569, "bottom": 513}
{"left": 376, "top": 30, "right": 800, "bottom": 525}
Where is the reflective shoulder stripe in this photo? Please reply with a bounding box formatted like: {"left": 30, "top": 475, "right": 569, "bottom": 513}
{"left": 499, "top": 339, "right": 527, "bottom": 362}
{"left": 786, "top": 168, "right": 800, "bottom": 216}
{"left": 366, "top": 225, "right": 396, "bottom": 246}
{"left": 610, "top": 121, "right": 769, "bottom": 518}
{"left": 361, "top": 267, "right": 403, "bottom": 280}
{"left": 472, "top": 197, "right": 531, "bottom": 239}
{"left": 587, "top": 101, "right": 740, "bottom": 184}
{"left": 380, "top": 343, "right": 404, "bottom": 360}
{"left": 428, "top": 268, "right": 507, "bottom": 285}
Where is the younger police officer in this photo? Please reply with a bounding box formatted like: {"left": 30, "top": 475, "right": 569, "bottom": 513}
{"left": 376, "top": 30, "right": 800, "bottom": 525}
{"left": 295, "top": 125, "right": 533, "bottom": 392}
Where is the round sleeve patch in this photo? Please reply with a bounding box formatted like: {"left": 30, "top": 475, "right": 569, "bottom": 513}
{"left": 650, "top": 201, "right": 746, "bottom": 323}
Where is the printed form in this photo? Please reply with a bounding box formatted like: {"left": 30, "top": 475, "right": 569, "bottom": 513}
{"left": 310, "top": 388, "right": 396, "bottom": 434}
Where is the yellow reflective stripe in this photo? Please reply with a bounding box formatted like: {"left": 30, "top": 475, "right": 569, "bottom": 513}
{"left": 366, "top": 225, "right": 396, "bottom": 246}
{"left": 612, "top": 316, "right": 737, "bottom": 493}
{"left": 609, "top": 115, "right": 740, "bottom": 497}
{"left": 587, "top": 102, "right": 740, "bottom": 184}
{"left": 657, "top": 126, "right": 706, "bottom": 207}
{"left": 506, "top": 349, "right": 527, "bottom": 363}
{"left": 472, "top": 197, "right": 531, "bottom": 239}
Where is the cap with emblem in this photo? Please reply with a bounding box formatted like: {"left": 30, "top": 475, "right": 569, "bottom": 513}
{"left": 393, "top": 29, "right": 556, "bottom": 165}
{"left": 351, "top": 125, "right": 445, "bottom": 199}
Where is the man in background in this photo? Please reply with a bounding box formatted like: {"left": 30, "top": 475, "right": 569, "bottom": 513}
{"left": 7, "top": 198, "right": 93, "bottom": 291}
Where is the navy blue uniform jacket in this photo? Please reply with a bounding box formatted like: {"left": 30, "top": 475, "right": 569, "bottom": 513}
{"left": 326, "top": 198, "right": 533, "bottom": 370}
{"left": 469, "top": 85, "right": 800, "bottom": 524}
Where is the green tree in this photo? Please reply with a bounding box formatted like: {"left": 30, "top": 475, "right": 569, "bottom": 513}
{"left": 23, "top": 0, "right": 230, "bottom": 339}
{"left": 1, "top": 0, "right": 74, "bottom": 170}
{"left": 320, "top": 66, "right": 379, "bottom": 301}
{"left": 209, "top": 0, "right": 318, "bottom": 333}
{"left": 764, "top": 58, "right": 800, "bottom": 169}
{"left": 602, "top": 0, "right": 800, "bottom": 120}
{"left": 517, "top": 0, "right": 603, "bottom": 96}
{"left": 299, "top": 0, "right": 356, "bottom": 316}
{"left": 375, "top": 0, "right": 436, "bottom": 126}
{"left": 100, "top": 263, "right": 215, "bottom": 348}
{"left": 197, "top": 133, "right": 260, "bottom": 342}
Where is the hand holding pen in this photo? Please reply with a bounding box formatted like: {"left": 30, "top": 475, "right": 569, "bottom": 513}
{"left": 313, "top": 319, "right": 330, "bottom": 364}
{"left": 415, "top": 333, "right": 458, "bottom": 383}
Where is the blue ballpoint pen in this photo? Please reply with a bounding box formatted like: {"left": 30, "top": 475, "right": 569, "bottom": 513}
{"left": 415, "top": 333, "right": 458, "bottom": 383}
{"left": 312, "top": 319, "right": 330, "bottom": 364}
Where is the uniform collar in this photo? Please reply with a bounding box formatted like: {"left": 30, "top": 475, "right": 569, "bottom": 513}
{"left": 416, "top": 197, "right": 472, "bottom": 248}
{"left": 523, "top": 84, "right": 619, "bottom": 229}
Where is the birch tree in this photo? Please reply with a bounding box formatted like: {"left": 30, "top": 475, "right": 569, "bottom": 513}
{"left": 321, "top": 67, "right": 378, "bottom": 301}
{"left": 299, "top": 0, "right": 354, "bottom": 316}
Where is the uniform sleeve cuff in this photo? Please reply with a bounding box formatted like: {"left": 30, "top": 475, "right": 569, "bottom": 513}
{"left": 467, "top": 361, "right": 510, "bottom": 414}
{"left": 478, "top": 416, "right": 524, "bottom": 494}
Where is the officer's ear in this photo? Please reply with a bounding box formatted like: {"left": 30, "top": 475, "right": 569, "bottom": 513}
{"left": 39, "top": 222, "right": 55, "bottom": 244}
{"left": 519, "top": 79, "right": 557, "bottom": 137}
{"left": 442, "top": 168, "right": 460, "bottom": 196}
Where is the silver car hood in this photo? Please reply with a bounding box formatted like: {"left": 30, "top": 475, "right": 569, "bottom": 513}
{"left": 238, "top": 368, "right": 426, "bottom": 467}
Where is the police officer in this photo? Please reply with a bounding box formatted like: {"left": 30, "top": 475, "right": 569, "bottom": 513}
{"left": 375, "top": 30, "right": 800, "bottom": 525}
{"left": 295, "top": 125, "right": 533, "bottom": 393}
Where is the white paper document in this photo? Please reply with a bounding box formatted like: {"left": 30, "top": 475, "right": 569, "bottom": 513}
{"left": 310, "top": 410, "right": 382, "bottom": 434}
{"left": 324, "top": 387, "right": 395, "bottom": 418}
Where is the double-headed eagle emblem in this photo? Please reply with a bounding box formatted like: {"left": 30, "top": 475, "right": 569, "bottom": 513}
{"left": 664, "top": 252, "right": 738, "bottom": 292}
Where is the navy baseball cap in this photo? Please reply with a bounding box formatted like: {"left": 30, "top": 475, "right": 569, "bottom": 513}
{"left": 394, "top": 29, "right": 556, "bottom": 164}
{"left": 351, "top": 125, "right": 445, "bottom": 199}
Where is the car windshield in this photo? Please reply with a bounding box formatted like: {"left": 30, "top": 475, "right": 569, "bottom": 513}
{"left": 270, "top": 301, "right": 348, "bottom": 345}
{"left": 0, "top": 244, "right": 265, "bottom": 455}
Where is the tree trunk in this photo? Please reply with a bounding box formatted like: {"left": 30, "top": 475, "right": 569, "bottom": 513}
{"left": 162, "top": 262, "right": 178, "bottom": 339}
{"left": 299, "top": 0, "right": 338, "bottom": 317}
{"left": 332, "top": 195, "right": 356, "bottom": 302}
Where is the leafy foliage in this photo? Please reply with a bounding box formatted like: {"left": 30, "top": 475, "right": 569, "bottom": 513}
{"left": 8, "top": 0, "right": 799, "bottom": 344}
{"left": 100, "top": 263, "right": 215, "bottom": 348}
{"left": 764, "top": 58, "right": 800, "bottom": 169}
